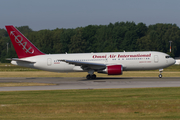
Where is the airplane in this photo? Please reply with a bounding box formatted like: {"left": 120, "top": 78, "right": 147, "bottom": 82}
{"left": 5, "top": 25, "right": 175, "bottom": 79}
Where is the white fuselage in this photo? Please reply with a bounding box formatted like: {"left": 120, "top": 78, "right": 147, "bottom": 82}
{"left": 11, "top": 51, "right": 175, "bottom": 73}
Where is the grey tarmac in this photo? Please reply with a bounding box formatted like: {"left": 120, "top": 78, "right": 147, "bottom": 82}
{"left": 0, "top": 77, "right": 180, "bottom": 91}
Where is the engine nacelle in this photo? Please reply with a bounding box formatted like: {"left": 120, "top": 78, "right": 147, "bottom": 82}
{"left": 107, "top": 65, "right": 123, "bottom": 75}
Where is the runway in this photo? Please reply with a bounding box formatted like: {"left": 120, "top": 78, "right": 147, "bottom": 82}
{"left": 0, "top": 77, "right": 180, "bottom": 91}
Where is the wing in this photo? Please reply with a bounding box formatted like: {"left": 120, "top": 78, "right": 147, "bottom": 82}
{"left": 59, "top": 59, "right": 106, "bottom": 70}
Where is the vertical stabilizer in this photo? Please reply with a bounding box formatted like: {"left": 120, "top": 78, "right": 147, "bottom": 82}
{"left": 5, "top": 25, "right": 45, "bottom": 58}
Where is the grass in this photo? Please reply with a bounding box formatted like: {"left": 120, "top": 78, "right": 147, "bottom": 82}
{"left": 0, "top": 87, "right": 180, "bottom": 119}
{"left": 160, "top": 65, "right": 180, "bottom": 71}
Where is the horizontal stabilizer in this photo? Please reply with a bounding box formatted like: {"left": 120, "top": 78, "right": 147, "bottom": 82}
{"left": 6, "top": 58, "right": 36, "bottom": 63}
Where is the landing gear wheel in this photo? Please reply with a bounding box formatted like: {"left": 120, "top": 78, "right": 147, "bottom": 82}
{"left": 159, "top": 69, "right": 163, "bottom": 78}
{"left": 159, "top": 74, "right": 162, "bottom": 78}
{"left": 92, "top": 74, "right": 96, "bottom": 79}
{"left": 86, "top": 74, "right": 96, "bottom": 79}
{"left": 86, "top": 74, "right": 91, "bottom": 79}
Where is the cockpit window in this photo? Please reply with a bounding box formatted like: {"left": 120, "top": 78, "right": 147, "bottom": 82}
{"left": 165, "top": 56, "right": 171, "bottom": 58}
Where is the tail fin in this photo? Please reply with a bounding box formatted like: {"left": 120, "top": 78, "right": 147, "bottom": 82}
{"left": 5, "top": 25, "right": 45, "bottom": 58}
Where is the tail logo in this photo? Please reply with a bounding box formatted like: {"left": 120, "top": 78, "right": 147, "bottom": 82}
{"left": 10, "top": 31, "right": 34, "bottom": 54}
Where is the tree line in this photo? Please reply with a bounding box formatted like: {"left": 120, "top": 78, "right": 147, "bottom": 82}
{"left": 0, "top": 21, "right": 180, "bottom": 63}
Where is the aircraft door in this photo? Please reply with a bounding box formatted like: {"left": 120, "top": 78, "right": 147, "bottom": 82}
{"left": 154, "top": 55, "right": 158, "bottom": 63}
{"left": 47, "top": 58, "right": 52, "bottom": 66}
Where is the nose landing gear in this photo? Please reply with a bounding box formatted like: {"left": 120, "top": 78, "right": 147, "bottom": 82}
{"left": 159, "top": 69, "right": 163, "bottom": 78}
{"left": 159, "top": 74, "right": 162, "bottom": 78}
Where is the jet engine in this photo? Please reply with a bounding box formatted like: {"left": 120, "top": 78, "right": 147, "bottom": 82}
{"left": 98, "top": 65, "right": 123, "bottom": 75}
{"left": 107, "top": 65, "right": 123, "bottom": 75}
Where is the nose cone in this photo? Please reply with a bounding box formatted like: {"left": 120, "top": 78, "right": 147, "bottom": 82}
{"left": 170, "top": 58, "right": 176, "bottom": 65}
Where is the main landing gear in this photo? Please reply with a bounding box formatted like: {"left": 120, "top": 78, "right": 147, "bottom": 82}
{"left": 86, "top": 69, "right": 96, "bottom": 79}
{"left": 86, "top": 74, "right": 96, "bottom": 79}
{"left": 159, "top": 69, "right": 163, "bottom": 78}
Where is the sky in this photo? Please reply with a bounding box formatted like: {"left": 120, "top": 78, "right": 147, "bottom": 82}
{"left": 0, "top": 0, "right": 180, "bottom": 31}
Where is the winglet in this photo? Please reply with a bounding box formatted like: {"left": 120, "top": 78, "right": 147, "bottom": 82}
{"left": 5, "top": 25, "right": 45, "bottom": 58}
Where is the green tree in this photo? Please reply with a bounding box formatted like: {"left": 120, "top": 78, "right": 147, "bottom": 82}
{"left": 69, "top": 28, "right": 87, "bottom": 53}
